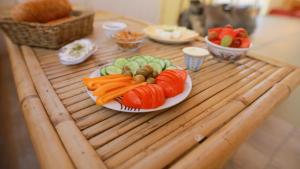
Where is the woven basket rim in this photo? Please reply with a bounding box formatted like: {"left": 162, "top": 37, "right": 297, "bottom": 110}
{"left": 0, "top": 10, "right": 95, "bottom": 27}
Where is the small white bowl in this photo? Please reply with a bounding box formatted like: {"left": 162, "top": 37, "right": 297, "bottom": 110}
{"left": 204, "top": 36, "right": 252, "bottom": 61}
{"left": 182, "top": 47, "right": 209, "bottom": 71}
{"left": 102, "top": 22, "right": 127, "bottom": 38}
{"left": 58, "top": 39, "right": 97, "bottom": 65}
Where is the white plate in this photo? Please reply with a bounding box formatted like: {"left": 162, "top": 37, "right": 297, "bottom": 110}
{"left": 144, "top": 25, "right": 198, "bottom": 44}
{"left": 86, "top": 67, "right": 192, "bottom": 113}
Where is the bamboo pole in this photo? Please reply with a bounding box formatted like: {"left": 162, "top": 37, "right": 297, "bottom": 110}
{"left": 21, "top": 46, "right": 107, "bottom": 169}
{"left": 170, "top": 69, "right": 300, "bottom": 169}
{"left": 5, "top": 36, "right": 75, "bottom": 169}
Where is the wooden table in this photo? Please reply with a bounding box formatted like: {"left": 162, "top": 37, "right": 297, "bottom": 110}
{"left": 3, "top": 12, "right": 300, "bottom": 169}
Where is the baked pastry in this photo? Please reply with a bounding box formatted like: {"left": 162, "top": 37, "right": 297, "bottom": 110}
{"left": 11, "top": 0, "right": 72, "bottom": 23}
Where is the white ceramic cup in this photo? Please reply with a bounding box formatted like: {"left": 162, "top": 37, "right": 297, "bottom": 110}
{"left": 182, "top": 47, "right": 210, "bottom": 71}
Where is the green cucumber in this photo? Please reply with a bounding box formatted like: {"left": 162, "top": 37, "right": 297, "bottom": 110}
{"left": 114, "top": 58, "right": 129, "bottom": 68}
{"left": 129, "top": 55, "right": 142, "bottom": 61}
{"left": 143, "top": 55, "right": 155, "bottom": 62}
{"left": 164, "top": 59, "right": 172, "bottom": 69}
{"left": 105, "top": 65, "right": 122, "bottom": 75}
{"left": 166, "top": 66, "right": 178, "bottom": 70}
{"left": 135, "top": 58, "right": 147, "bottom": 67}
{"left": 148, "top": 62, "right": 162, "bottom": 74}
{"left": 152, "top": 58, "right": 166, "bottom": 70}
{"left": 125, "top": 61, "right": 140, "bottom": 75}
{"left": 100, "top": 67, "right": 107, "bottom": 76}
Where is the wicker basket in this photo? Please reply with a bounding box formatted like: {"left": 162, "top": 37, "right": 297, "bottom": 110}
{"left": 0, "top": 11, "right": 94, "bottom": 49}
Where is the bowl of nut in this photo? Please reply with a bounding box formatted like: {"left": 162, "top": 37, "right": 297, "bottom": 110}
{"left": 112, "top": 30, "right": 145, "bottom": 51}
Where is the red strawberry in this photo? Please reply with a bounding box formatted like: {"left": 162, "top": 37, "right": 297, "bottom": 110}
{"left": 234, "top": 28, "right": 248, "bottom": 38}
{"left": 230, "top": 38, "right": 242, "bottom": 48}
{"left": 218, "top": 28, "right": 237, "bottom": 39}
{"left": 240, "top": 38, "right": 251, "bottom": 48}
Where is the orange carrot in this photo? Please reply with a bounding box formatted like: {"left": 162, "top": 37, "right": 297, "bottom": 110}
{"left": 82, "top": 74, "right": 130, "bottom": 86}
{"left": 96, "top": 82, "right": 146, "bottom": 105}
{"left": 93, "top": 81, "right": 133, "bottom": 97}
{"left": 86, "top": 76, "right": 133, "bottom": 91}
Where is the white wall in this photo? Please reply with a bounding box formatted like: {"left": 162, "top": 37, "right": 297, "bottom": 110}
{"left": 71, "top": 0, "right": 161, "bottom": 23}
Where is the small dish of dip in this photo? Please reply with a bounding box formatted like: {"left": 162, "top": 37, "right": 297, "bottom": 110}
{"left": 102, "top": 22, "right": 127, "bottom": 38}
{"left": 58, "top": 39, "right": 97, "bottom": 65}
{"left": 182, "top": 47, "right": 210, "bottom": 71}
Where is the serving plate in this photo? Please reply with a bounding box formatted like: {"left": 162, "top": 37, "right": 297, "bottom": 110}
{"left": 144, "top": 25, "right": 198, "bottom": 44}
{"left": 86, "top": 67, "right": 192, "bottom": 113}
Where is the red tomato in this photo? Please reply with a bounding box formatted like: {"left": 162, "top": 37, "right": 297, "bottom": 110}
{"left": 133, "top": 87, "right": 152, "bottom": 109}
{"left": 163, "top": 70, "right": 187, "bottom": 82}
{"left": 240, "top": 38, "right": 251, "bottom": 48}
{"left": 156, "top": 80, "right": 177, "bottom": 98}
{"left": 122, "top": 90, "right": 142, "bottom": 108}
{"left": 157, "top": 74, "right": 184, "bottom": 94}
{"left": 147, "top": 84, "right": 161, "bottom": 107}
{"left": 151, "top": 84, "right": 165, "bottom": 106}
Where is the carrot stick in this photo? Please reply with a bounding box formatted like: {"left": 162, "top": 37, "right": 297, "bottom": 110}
{"left": 93, "top": 81, "right": 132, "bottom": 97}
{"left": 96, "top": 82, "right": 146, "bottom": 105}
{"left": 86, "top": 76, "right": 133, "bottom": 91}
{"left": 82, "top": 74, "right": 130, "bottom": 86}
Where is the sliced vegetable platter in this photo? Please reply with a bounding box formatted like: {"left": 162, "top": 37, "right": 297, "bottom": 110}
{"left": 83, "top": 55, "right": 192, "bottom": 113}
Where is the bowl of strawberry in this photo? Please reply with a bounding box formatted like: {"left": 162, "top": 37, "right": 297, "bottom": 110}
{"left": 205, "top": 25, "right": 252, "bottom": 61}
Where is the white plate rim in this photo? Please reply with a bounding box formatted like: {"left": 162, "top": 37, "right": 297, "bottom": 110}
{"left": 86, "top": 65, "right": 192, "bottom": 113}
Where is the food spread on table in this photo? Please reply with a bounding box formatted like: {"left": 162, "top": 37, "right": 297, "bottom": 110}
{"left": 58, "top": 39, "right": 97, "bottom": 65}
{"left": 83, "top": 55, "right": 188, "bottom": 110}
{"left": 113, "top": 30, "right": 145, "bottom": 50}
{"left": 144, "top": 25, "right": 198, "bottom": 44}
{"left": 208, "top": 24, "right": 251, "bottom": 48}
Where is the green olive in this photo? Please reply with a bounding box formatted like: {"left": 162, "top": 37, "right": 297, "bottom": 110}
{"left": 123, "top": 70, "right": 132, "bottom": 76}
{"left": 123, "top": 66, "right": 131, "bottom": 72}
{"left": 152, "top": 71, "right": 159, "bottom": 78}
{"left": 144, "top": 65, "right": 153, "bottom": 73}
{"left": 134, "top": 75, "right": 145, "bottom": 83}
{"left": 146, "top": 77, "right": 155, "bottom": 84}
{"left": 136, "top": 68, "right": 149, "bottom": 77}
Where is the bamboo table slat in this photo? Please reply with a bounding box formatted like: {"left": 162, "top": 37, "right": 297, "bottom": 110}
{"left": 3, "top": 11, "right": 300, "bottom": 169}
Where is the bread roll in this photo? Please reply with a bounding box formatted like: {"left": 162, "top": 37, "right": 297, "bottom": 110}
{"left": 11, "top": 0, "right": 72, "bottom": 23}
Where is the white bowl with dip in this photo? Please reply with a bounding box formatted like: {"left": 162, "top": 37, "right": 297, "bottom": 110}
{"left": 102, "top": 22, "right": 127, "bottom": 38}
{"left": 58, "top": 39, "right": 97, "bottom": 65}
{"left": 182, "top": 47, "right": 210, "bottom": 71}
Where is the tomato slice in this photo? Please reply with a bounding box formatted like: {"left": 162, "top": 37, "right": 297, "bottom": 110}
{"left": 151, "top": 84, "right": 165, "bottom": 106}
{"left": 133, "top": 86, "right": 153, "bottom": 109}
{"left": 147, "top": 84, "right": 160, "bottom": 107}
{"left": 156, "top": 80, "right": 177, "bottom": 98}
{"left": 162, "top": 70, "right": 187, "bottom": 82}
{"left": 157, "top": 73, "right": 184, "bottom": 94}
{"left": 122, "top": 90, "right": 142, "bottom": 108}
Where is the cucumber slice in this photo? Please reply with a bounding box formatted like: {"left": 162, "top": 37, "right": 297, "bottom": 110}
{"left": 152, "top": 58, "right": 166, "bottom": 70}
{"left": 143, "top": 55, "right": 155, "bottom": 62}
{"left": 164, "top": 59, "right": 172, "bottom": 69}
{"left": 166, "top": 66, "right": 178, "bottom": 70}
{"left": 100, "top": 67, "right": 107, "bottom": 76}
{"left": 105, "top": 65, "right": 122, "bottom": 75}
{"left": 114, "top": 58, "right": 129, "bottom": 68}
{"left": 129, "top": 55, "right": 142, "bottom": 61}
{"left": 125, "top": 61, "right": 140, "bottom": 75}
{"left": 148, "top": 62, "right": 162, "bottom": 74}
{"left": 135, "top": 58, "right": 147, "bottom": 67}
